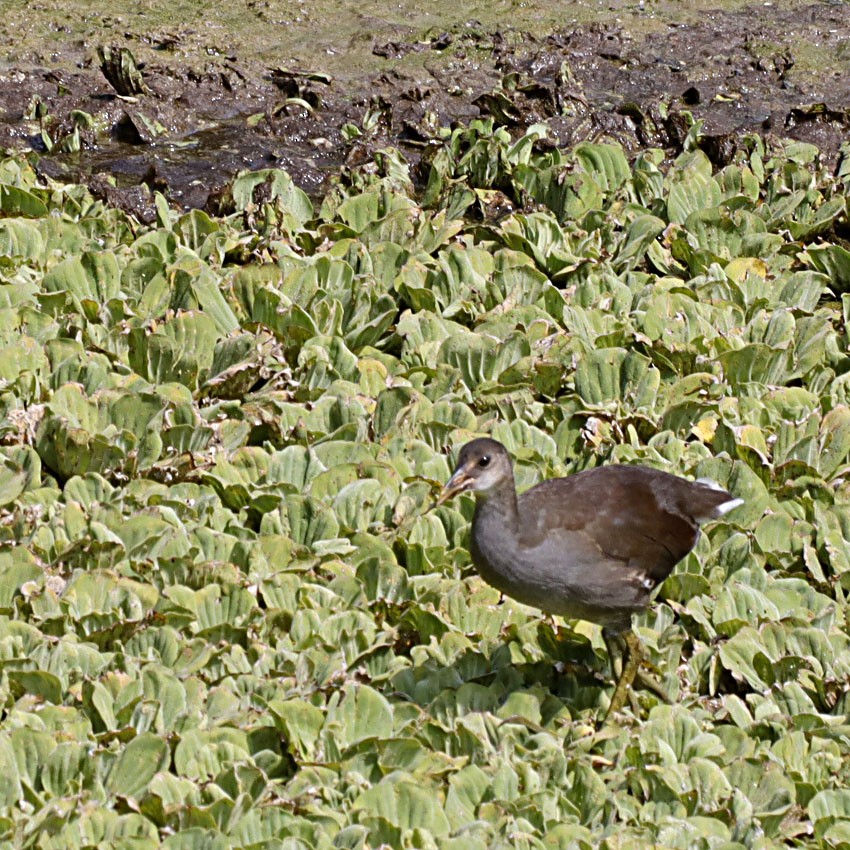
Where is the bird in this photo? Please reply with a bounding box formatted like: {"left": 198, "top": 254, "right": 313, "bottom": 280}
{"left": 435, "top": 437, "right": 743, "bottom": 720}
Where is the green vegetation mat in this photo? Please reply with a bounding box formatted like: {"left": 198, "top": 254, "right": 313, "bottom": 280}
{"left": 3, "top": 119, "right": 850, "bottom": 848}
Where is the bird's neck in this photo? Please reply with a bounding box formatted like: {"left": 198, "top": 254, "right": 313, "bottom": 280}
{"left": 473, "top": 480, "right": 519, "bottom": 533}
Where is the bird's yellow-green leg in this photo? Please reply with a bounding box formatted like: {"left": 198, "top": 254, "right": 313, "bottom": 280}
{"left": 601, "top": 629, "right": 669, "bottom": 721}
{"left": 604, "top": 630, "right": 624, "bottom": 681}
{"left": 602, "top": 629, "right": 637, "bottom": 719}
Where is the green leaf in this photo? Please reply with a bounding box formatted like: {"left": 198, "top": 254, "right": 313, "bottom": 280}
{"left": 806, "top": 244, "right": 850, "bottom": 292}
{"left": 445, "top": 765, "right": 491, "bottom": 827}
{"left": 818, "top": 405, "right": 850, "bottom": 479}
{"left": 327, "top": 685, "right": 394, "bottom": 749}
{"left": 42, "top": 251, "right": 121, "bottom": 304}
{"left": 8, "top": 670, "right": 63, "bottom": 704}
{"left": 0, "top": 218, "right": 45, "bottom": 258}
{"left": 230, "top": 168, "right": 313, "bottom": 227}
{"left": 105, "top": 733, "right": 170, "bottom": 799}
{"left": 438, "top": 331, "right": 530, "bottom": 389}
{"left": 575, "top": 142, "right": 631, "bottom": 193}
{"left": 575, "top": 347, "right": 659, "bottom": 409}
{"left": 268, "top": 699, "right": 325, "bottom": 759}
{"left": 0, "top": 550, "right": 42, "bottom": 609}
{"left": 667, "top": 152, "right": 722, "bottom": 223}
{"left": 0, "top": 184, "right": 48, "bottom": 217}
{"left": 352, "top": 775, "right": 451, "bottom": 836}
{"left": 811, "top": 789, "right": 850, "bottom": 830}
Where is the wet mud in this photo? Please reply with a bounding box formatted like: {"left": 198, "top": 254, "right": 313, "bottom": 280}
{"left": 1, "top": 1, "right": 848, "bottom": 213}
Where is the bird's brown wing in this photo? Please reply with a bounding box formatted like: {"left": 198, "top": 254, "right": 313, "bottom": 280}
{"left": 517, "top": 466, "right": 702, "bottom": 587}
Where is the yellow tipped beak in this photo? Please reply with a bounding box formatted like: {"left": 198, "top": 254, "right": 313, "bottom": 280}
{"left": 434, "top": 469, "right": 471, "bottom": 507}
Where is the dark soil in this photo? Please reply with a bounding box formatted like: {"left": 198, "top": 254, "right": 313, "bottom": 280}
{"left": 2, "top": 1, "right": 849, "bottom": 214}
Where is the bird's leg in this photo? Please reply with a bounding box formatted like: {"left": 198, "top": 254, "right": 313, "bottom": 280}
{"left": 625, "top": 628, "right": 672, "bottom": 704}
{"left": 601, "top": 628, "right": 670, "bottom": 720}
{"left": 603, "top": 628, "right": 642, "bottom": 720}
{"left": 602, "top": 628, "right": 625, "bottom": 681}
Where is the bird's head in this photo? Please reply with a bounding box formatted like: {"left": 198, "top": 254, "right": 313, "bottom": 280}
{"left": 435, "top": 438, "right": 513, "bottom": 506}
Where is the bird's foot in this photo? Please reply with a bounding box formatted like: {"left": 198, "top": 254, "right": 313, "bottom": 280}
{"left": 633, "top": 668, "right": 672, "bottom": 703}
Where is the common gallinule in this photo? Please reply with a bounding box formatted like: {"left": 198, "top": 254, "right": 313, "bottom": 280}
{"left": 436, "top": 438, "right": 743, "bottom": 719}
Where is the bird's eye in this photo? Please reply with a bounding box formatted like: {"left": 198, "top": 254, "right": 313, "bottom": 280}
{"left": 478, "top": 455, "right": 491, "bottom": 468}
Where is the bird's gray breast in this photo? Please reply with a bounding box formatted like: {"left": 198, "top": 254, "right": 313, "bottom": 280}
{"left": 470, "top": 507, "right": 649, "bottom": 626}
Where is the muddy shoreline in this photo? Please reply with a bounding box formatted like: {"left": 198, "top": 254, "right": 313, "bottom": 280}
{"left": 2, "top": 0, "right": 848, "bottom": 212}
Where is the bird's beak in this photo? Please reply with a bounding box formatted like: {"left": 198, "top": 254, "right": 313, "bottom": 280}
{"left": 434, "top": 468, "right": 472, "bottom": 507}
